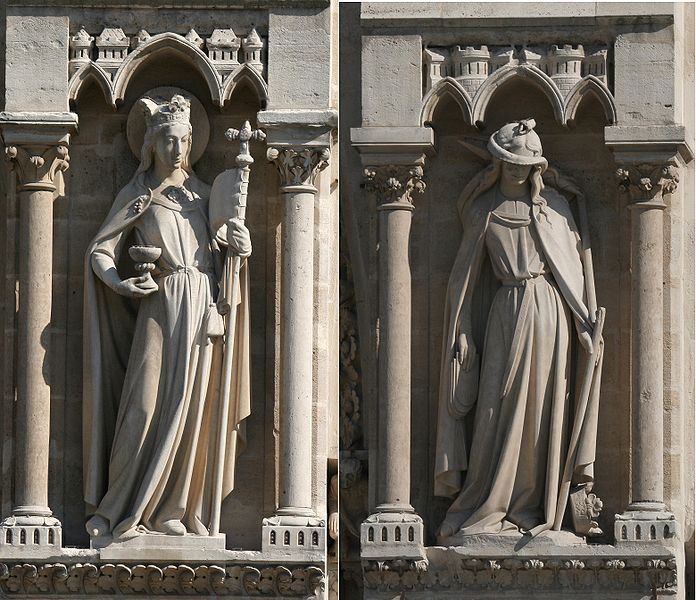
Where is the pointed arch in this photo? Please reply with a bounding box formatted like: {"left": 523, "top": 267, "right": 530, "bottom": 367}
{"left": 564, "top": 75, "right": 617, "bottom": 126}
{"left": 68, "top": 62, "right": 115, "bottom": 108}
{"left": 471, "top": 64, "right": 565, "bottom": 128}
{"left": 420, "top": 77, "right": 472, "bottom": 126}
{"left": 111, "top": 33, "right": 223, "bottom": 106}
{"left": 221, "top": 64, "right": 269, "bottom": 109}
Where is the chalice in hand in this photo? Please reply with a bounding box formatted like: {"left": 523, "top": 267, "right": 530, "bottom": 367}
{"left": 129, "top": 245, "right": 162, "bottom": 287}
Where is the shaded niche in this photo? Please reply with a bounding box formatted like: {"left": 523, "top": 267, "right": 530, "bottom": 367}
{"left": 408, "top": 70, "right": 626, "bottom": 546}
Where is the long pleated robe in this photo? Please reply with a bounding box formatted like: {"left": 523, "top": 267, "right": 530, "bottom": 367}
{"left": 435, "top": 184, "right": 603, "bottom": 538}
{"left": 83, "top": 173, "right": 251, "bottom": 538}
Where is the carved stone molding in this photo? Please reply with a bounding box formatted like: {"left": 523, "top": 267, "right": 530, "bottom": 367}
{"left": 421, "top": 44, "right": 615, "bottom": 127}
{"left": 67, "top": 29, "right": 269, "bottom": 108}
{"left": 5, "top": 145, "right": 70, "bottom": 193}
{"left": 362, "top": 164, "right": 426, "bottom": 208}
{"left": 0, "top": 563, "right": 325, "bottom": 597}
{"left": 267, "top": 147, "right": 330, "bottom": 189}
{"left": 615, "top": 163, "right": 680, "bottom": 207}
{"left": 362, "top": 556, "right": 677, "bottom": 595}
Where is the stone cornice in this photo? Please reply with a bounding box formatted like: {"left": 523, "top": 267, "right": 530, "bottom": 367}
{"left": 0, "top": 113, "right": 78, "bottom": 147}
{"left": 257, "top": 109, "right": 337, "bottom": 148}
{"left": 604, "top": 125, "right": 694, "bottom": 165}
{"left": 351, "top": 126, "right": 435, "bottom": 167}
{"left": 0, "top": 562, "right": 325, "bottom": 597}
{"left": 267, "top": 146, "right": 331, "bottom": 189}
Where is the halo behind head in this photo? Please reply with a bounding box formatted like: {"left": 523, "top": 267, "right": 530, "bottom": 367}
{"left": 127, "top": 87, "right": 209, "bottom": 165}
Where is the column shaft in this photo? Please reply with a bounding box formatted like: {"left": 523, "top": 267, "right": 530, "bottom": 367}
{"left": 377, "top": 204, "right": 414, "bottom": 513}
{"left": 14, "top": 188, "right": 54, "bottom": 517}
{"left": 630, "top": 203, "right": 665, "bottom": 509}
{"left": 279, "top": 185, "right": 316, "bottom": 516}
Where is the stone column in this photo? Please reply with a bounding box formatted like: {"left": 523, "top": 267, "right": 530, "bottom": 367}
{"left": 357, "top": 162, "right": 427, "bottom": 562}
{"left": 614, "top": 163, "right": 679, "bottom": 543}
{"left": 606, "top": 125, "right": 693, "bottom": 545}
{"left": 351, "top": 125, "right": 434, "bottom": 563}
{"left": 623, "top": 164, "right": 677, "bottom": 510}
{"left": 368, "top": 164, "right": 424, "bottom": 515}
{"left": 0, "top": 112, "right": 76, "bottom": 552}
{"left": 613, "top": 159, "right": 682, "bottom": 543}
{"left": 262, "top": 145, "right": 330, "bottom": 557}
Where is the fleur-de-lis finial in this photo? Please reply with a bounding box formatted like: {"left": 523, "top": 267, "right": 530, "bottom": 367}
{"left": 225, "top": 121, "right": 265, "bottom": 167}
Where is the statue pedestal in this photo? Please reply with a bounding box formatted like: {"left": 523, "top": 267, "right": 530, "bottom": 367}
{"left": 0, "top": 515, "right": 62, "bottom": 553}
{"left": 361, "top": 512, "right": 426, "bottom": 561}
{"left": 261, "top": 515, "right": 325, "bottom": 562}
{"left": 92, "top": 532, "right": 227, "bottom": 561}
{"left": 614, "top": 509, "right": 678, "bottom": 544}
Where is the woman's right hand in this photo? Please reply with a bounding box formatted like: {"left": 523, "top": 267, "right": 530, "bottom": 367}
{"left": 456, "top": 333, "right": 477, "bottom": 372}
{"left": 115, "top": 275, "right": 158, "bottom": 298}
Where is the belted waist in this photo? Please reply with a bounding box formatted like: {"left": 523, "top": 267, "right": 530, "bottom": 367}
{"left": 500, "top": 272, "right": 550, "bottom": 287}
{"left": 157, "top": 265, "right": 214, "bottom": 278}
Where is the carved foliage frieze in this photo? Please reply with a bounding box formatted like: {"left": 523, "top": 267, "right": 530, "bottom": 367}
{"left": 267, "top": 147, "right": 330, "bottom": 188}
{"left": 0, "top": 563, "right": 325, "bottom": 597}
{"left": 362, "top": 165, "right": 426, "bottom": 207}
{"left": 362, "top": 556, "right": 677, "bottom": 594}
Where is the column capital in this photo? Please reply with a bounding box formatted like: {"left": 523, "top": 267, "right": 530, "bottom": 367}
{"left": 5, "top": 144, "right": 70, "bottom": 193}
{"left": 1, "top": 111, "right": 78, "bottom": 192}
{"left": 615, "top": 162, "right": 679, "bottom": 209}
{"left": 363, "top": 163, "right": 426, "bottom": 209}
{"left": 267, "top": 146, "right": 330, "bottom": 189}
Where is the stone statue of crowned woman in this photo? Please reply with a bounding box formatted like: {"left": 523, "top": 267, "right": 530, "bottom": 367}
{"left": 82, "top": 91, "right": 252, "bottom": 541}
{"left": 435, "top": 119, "right": 606, "bottom": 542}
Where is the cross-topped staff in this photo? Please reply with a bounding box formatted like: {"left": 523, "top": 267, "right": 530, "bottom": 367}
{"left": 225, "top": 120, "right": 266, "bottom": 168}
{"left": 209, "top": 120, "right": 265, "bottom": 537}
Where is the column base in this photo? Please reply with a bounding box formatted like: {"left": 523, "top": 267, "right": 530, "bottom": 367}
{"left": 0, "top": 514, "right": 62, "bottom": 549}
{"left": 614, "top": 508, "right": 678, "bottom": 543}
{"left": 261, "top": 513, "right": 325, "bottom": 560}
{"left": 361, "top": 511, "right": 426, "bottom": 561}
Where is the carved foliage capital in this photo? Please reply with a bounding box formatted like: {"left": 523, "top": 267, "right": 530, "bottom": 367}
{"left": 5, "top": 144, "right": 70, "bottom": 192}
{"left": 615, "top": 163, "right": 679, "bottom": 206}
{"left": 363, "top": 164, "right": 426, "bottom": 207}
{"left": 267, "top": 146, "right": 330, "bottom": 188}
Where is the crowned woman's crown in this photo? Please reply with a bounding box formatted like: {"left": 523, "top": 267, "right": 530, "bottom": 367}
{"left": 139, "top": 94, "right": 191, "bottom": 128}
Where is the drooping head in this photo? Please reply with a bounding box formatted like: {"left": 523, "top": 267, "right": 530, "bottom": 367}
{"left": 488, "top": 118, "right": 548, "bottom": 202}
{"left": 136, "top": 94, "right": 193, "bottom": 176}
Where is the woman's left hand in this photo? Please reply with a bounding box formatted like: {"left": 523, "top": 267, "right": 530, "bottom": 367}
{"left": 227, "top": 218, "right": 252, "bottom": 257}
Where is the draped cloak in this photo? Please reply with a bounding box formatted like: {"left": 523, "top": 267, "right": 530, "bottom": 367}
{"left": 434, "top": 182, "right": 603, "bottom": 534}
{"left": 83, "top": 172, "right": 251, "bottom": 533}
